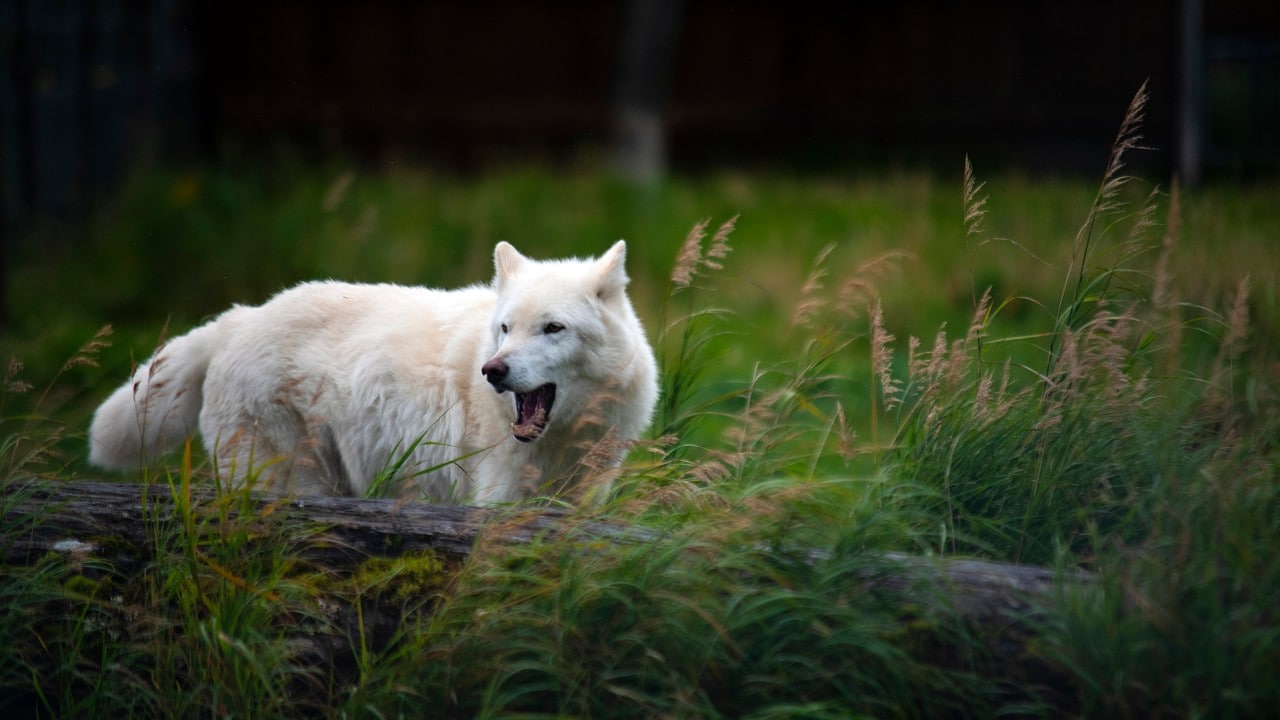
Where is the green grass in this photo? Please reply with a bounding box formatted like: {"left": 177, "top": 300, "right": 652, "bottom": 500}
{"left": 9, "top": 164, "right": 1276, "bottom": 481}
{"left": 3, "top": 89, "right": 1279, "bottom": 716}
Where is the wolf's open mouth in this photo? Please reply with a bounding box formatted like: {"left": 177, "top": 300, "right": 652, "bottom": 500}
{"left": 512, "top": 383, "right": 556, "bottom": 442}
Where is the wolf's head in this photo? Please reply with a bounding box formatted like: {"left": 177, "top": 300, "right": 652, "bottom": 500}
{"left": 480, "top": 240, "right": 651, "bottom": 444}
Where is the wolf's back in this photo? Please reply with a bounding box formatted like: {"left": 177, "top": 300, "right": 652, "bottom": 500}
{"left": 88, "top": 319, "right": 224, "bottom": 470}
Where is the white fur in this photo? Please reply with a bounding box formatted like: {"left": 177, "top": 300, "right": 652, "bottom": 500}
{"left": 88, "top": 242, "right": 659, "bottom": 504}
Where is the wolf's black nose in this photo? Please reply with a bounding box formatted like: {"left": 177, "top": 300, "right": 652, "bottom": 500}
{"left": 481, "top": 358, "right": 509, "bottom": 386}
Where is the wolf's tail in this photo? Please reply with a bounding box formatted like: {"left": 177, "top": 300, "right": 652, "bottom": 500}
{"left": 89, "top": 319, "right": 223, "bottom": 470}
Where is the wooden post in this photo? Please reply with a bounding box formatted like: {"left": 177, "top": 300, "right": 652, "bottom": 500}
{"left": 612, "top": 0, "right": 684, "bottom": 182}
{"left": 1178, "top": 0, "right": 1204, "bottom": 186}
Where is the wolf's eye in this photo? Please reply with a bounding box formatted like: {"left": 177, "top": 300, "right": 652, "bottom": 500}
{"left": 544, "top": 322, "right": 565, "bottom": 334}
{"left": 500, "top": 324, "right": 509, "bottom": 334}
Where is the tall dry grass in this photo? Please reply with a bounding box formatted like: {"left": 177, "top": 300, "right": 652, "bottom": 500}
{"left": 1, "top": 82, "right": 1277, "bottom": 717}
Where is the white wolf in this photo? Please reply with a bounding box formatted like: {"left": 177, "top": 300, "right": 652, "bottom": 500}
{"left": 88, "top": 241, "right": 659, "bottom": 504}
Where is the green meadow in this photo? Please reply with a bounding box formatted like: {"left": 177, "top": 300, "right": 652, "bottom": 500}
{"left": 3, "top": 96, "right": 1279, "bottom": 716}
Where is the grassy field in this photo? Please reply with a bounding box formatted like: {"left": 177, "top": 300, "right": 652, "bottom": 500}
{"left": 7, "top": 159, "right": 1277, "bottom": 444}
{"left": 3, "top": 100, "right": 1279, "bottom": 716}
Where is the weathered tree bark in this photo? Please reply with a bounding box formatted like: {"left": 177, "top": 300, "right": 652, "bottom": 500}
{"left": 5, "top": 478, "right": 651, "bottom": 569}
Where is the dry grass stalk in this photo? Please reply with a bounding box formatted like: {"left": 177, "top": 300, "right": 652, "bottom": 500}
{"left": 829, "top": 401, "right": 858, "bottom": 463}
{"left": 4, "top": 358, "right": 33, "bottom": 395}
{"left": 1152, "top": 180, "right": 1180, "bottom": 313}
{"left": 1058, "top": 82, "right": 1151, "bottom": 333}
{"left": 906, "top": 336, "right": 921, "bottom": 383}
{"left": 967, "top": 358, "right": 1023, "bottom": 425}
{"left": 322, "top": 171, "right": 355, "bottom": 212}
{"left": 1152, "top": 181, "right": 1184, "bottom": 380}
{"left": 1121, "top": 188, "right": 1161, "bottom": 262}
{"left": 922, "top": 327, "right": 949, "bottom": 386}
{"left": 1040, "top": 308, "right": 1147, "bottom": 421}
{"left": 962, "top": 155, "right": 988, "bottom": 239}
{"left": 1096, "top": 80, "right": 1150, "bottom": 216}
{"left": 705, "top": 214, "right": 736, "bottom": 271}
{"left": 670, "top": 218, "right": 708, "bottom": 289}
{"left": 671, "top": 215, "right": 737, "bottom": 290}
{"left": 836, "top": 250, "right": 913, "bottom": 318}
{"left": 871, "top": 300, "right": 902, "bottom": 412}
{"left": 963, "top": 289, "right": 992, "bottom": 358}
{"left": 60, "top": 324, "right": 113, "bottom": 372}
{"left": 1207, "top": 275, "right": 1252, "bottom": 403}
{"left": 790, "top": 243, "right": 836, "bottom": 329}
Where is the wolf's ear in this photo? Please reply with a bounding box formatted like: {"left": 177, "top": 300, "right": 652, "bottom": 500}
{"left": 595, "top": 240, "right": 630, "bottom": 302}
{"left": 493, "top": 242, "right": 527, "bottom": 292}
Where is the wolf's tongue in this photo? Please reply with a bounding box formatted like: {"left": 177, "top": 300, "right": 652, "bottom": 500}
{"left": 512, "top": 383, "right": 556, "bottom": 442}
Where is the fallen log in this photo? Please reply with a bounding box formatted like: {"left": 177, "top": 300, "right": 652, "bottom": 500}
{"left": 5, "top": 477, "right": 1089, "bottom": 696}
{"left": 7, "top": 478, "right": 1086, "bottom": 611}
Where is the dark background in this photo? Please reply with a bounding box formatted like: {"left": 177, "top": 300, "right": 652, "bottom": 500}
{"left": 2, "top": 0, "right": 1278, "bottom": 221}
